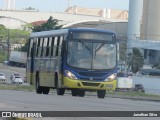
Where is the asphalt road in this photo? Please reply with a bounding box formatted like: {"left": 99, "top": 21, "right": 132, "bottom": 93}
{"left": 0, "top": 90, "right": 160, "bottom": 111}
{"left": 0, "top": 90, "right": 160, "bottom": 120}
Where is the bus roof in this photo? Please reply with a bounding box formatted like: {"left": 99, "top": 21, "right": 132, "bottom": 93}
{"left": 30, "top": 29, "right": 68, "bottom": 38}
{"left": 29, "top": 28, "right": 116, "bottom": 39}
{"left": 69, "top": 28, "right": 116, "bottom": 34}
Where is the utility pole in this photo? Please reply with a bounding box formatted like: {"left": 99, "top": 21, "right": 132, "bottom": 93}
{"left": 7, "top": 28, "right": 10, "bottom": 61}
{"left": 7, "top": 16, "right": 10, "bottom": 61}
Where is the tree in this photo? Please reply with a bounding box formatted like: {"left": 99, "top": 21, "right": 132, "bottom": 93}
{"left": 25, "top": 7, "right": 35, "bottom": 10}
{"left": 0, "top": 24, "right": 30, "bottom": 44}
{"left": 9, "top": 29, "right": 30, "bottom": 44}
{"left": 0, "top": 24, "right": 7, "bottom": 41}
{"left": 32, "top": 16, "right": 63, "bottom": 32}
{"left": 128, "top": 47, "right": 144, "bottom": 73}
{"left": 18, "top": 16, "right": 63, "bottom": 52}
{"left": 21, "top": 23, "right": 33, "bottom": 32}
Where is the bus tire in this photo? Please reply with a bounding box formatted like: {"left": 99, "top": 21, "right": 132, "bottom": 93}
{"left": 43, "top": 87, "right": 50, "bottom": 94}
{"left": 97, "top": 90, "right": 106, "bottom": 99}
{"left": 36, "top": 74, "right": 43, "bottom": 94}
{"left": 78, "top": 89, "right": 85, "bottom": 97}
{"left": 54, "top": 73, "right": 65, "bottom": 95}
{"left": 57, "top": 88, "right": 65, "bottom": 95}
{"left": 71, "top": 89, "right": 78, "bottom": 96}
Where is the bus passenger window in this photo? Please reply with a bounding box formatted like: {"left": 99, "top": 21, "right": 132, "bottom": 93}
{"left": 58, "top": 36, "right": 63, "bottom": 56}
{"left": 56, "top": 36, "right": 60, "bottom": 57}
{"left": 28, "top": 39, "right": 33, "bottom": 57}
{"left": 46, "top": 37, "right": 52, "bottom": 57}
{"left": 53, "top": 37, "right": 58, "bottom": 57}
{"left": 43, "top": 38, "right": 48, "bottom": 57}
{"left": 40, "top": 38, "right": 44, "bottom": 57}
{"left": 36, "top": 38, "right": 40, "bottom": 57}
{"left": 51, "top": 37, "right": 55, "bottom": 57}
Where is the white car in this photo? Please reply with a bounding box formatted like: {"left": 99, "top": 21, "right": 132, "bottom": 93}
{"left": 0, "top": 73, "right": 5, "bottom": 81}
{"left": 12, "top": 76, "right": 23, "bottom": 84}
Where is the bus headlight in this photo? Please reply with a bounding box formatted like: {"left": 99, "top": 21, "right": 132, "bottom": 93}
{"left": 65, "top": 70, "right": 78, "bottom": 80}
{"left": 104, "top": 73, "right": 117, "bottom": 81}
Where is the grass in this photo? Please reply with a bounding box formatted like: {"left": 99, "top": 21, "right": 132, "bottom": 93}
{"left": 107, "top": 91, "right": 160, "bottom": 99}
{"left": 0, "top": 82, "right": 35, "bottom": 92}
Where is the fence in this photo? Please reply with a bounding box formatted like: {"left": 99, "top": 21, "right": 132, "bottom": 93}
{"left": 133, "top": 76, "right": 160, "bottom": 95}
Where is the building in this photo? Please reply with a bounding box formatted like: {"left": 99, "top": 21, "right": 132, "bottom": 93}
{"left": 65, "top": 6, "right": 128, "bottom": 20}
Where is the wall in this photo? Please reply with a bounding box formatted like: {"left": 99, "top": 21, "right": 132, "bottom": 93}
{"left": 95, "top": 22, "right": 127, "bottom": 36}
{"left": 133, "top": 76, "right": 160, "bottom": 95}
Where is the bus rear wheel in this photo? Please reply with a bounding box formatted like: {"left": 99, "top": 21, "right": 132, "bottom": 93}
{"left": 36, "top": 74, "right": 43, "bottom": 94}
{"left": 43, "top": 87, "right": 50, "bottom": 94}
{"left": 57, "top": 88, "right": 65, "bottom": 95}
{"left": 97, "top": 90, "right": 106, "bottom": 99}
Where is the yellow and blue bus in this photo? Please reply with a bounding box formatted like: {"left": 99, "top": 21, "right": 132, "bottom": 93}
{"left": 27, "top": 28, "right": 118, "bottom": 98}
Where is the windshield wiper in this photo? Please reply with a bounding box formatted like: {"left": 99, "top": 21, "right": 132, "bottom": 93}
{"left": 95, "top": 43, "right": 105, "bottom": 52}
{"left": 79, "top": 40, "right": 91, "bottom": 51}
{"left": 93, "top": 43, "right": 105, "bottom": 57}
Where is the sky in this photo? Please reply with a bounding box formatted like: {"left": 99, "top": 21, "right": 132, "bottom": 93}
{"left": 0, "top": 0, "right": 129, "bottom": 12}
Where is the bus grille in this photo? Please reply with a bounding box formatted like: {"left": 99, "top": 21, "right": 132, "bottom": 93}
{"left": 78, "top": 72, "right": 106, "bottom": 77}
{"left": 80, "top": 78, "right": 102, "bottom": 81}
{"left": 81, "top": 82, "right": 100, "bottom": 87}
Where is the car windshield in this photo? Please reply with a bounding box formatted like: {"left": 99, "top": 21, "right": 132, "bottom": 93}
{"left": 67, "top": 41, "right": 116, "bottom": 70}
{"left": 0, "top": 74, "right": 4, "bottom": 76}
{"left": 15, "top": 76, "right": 21, "bottom": 78}
{"left": 14, "top": 74, "right": 20, "bottom": 76}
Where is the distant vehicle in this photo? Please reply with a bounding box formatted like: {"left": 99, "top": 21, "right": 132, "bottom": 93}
{"left": 11, "top": 76, "right": 23, "bottom": 84}
{"left": 9, "top": 51, "right": 27, "bottom": 67}
{"left": 134, "top": 84, "right": 145, "bottom": 92}
{"left": 0, "top": 73, "right": 5, "bottom": 81}
{"left": 10, "top": 73, "right": 20, "bottom": 79}
{"left": 10, "top": 73, "right": 23, "bottom": 84}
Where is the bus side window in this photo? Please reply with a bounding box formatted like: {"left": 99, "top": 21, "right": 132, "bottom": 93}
{"left": 28, "top": 39, "right": 33, "bottom": 57}
{"left": 46, "top": 37, "right": 52, "bottom": 57}
{"left": 56, "top": 36, "right": 61, "bottom": 57}
{"left": 36, "top": 38, "right": 40, "bottom": 57}
{"left": 34, "top": 38, "right": 38, "bottom": 57}
{"left": 51, "top": 37, "right": 55, "bottom": 57}
{"left": 43, "top": 37, "right": 48, "bottom": 57}
{"left": 53, "top": 37, "right": 58, "bottom": 57}
{"left": 59, "top": 36, "right": 63, "bottom": 56}
{"left": 40, "top": 38, "right": 44, "bottom": 57}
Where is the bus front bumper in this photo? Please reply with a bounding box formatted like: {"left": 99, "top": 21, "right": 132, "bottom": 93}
{"left": 63, "top": 77, "right": 116, "bottom": 90}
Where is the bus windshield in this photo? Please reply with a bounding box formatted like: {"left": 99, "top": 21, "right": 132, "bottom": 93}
{"left": 67, "top": 41, "right": 116, "bottom": 70}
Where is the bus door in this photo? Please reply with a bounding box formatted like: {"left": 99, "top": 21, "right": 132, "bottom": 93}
{"left": 30, "top": 41, "right": 36, "bottom": 84}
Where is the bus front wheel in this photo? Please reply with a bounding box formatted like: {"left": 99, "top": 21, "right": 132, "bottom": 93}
{"left": 97, "top": 90, "right": 106, "bottom": 99}
{"left": 71, "top": 89, "right": 85, "bottom": 97}
{"left": 71, "top": 89, "right": 78, "bottom": 96}
{"left": 78, "top": 89, "right": 85, "bottom": 97}
{"left": 57, "top": 88, "right": 65, "bottom": 95}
